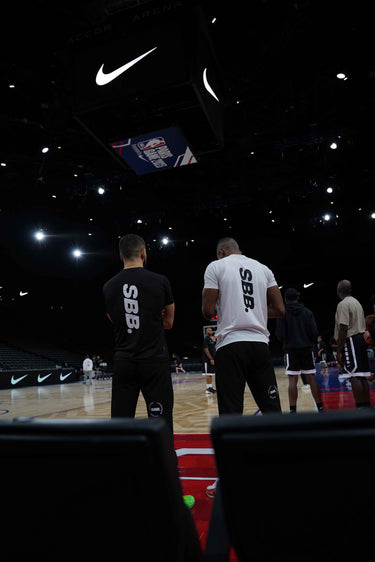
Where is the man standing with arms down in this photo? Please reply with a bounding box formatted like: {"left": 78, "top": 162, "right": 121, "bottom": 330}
{"left": 103, "top": 234, "right": 175, "bottom": 433}
{"left": 202, "top": 237, "right": 285, "bottom": 416}
{"left": 335, "top": 279, "right": 371, "bottom": 408}
{"left": 276, "top": 288, "right": 324, "bottom": 413}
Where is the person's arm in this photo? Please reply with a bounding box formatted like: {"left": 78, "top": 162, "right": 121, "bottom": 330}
{"left": 267, "top": 285, "right": 285, "bottom": 318}
{"left": 162, "top": 303, "right": 175, "bottom": 329}
{"left": 337, "top": 324, "right": 348, "bottom": 366}
{"left": 202, "top": 288, "right": 219, "bottom": 320}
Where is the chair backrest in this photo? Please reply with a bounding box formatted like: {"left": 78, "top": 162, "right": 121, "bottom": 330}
{"left": 210, "top": 409, "right": 375, "bottom": 562}
{"left": 0, "top": 417, "right": 202, "bottom": 562}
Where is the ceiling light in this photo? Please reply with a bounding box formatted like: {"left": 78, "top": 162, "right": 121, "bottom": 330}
{"left": 72, "top": 249, "right": 82, "bottom": 258}
{"left": 161, "top": 237, "right": 169, "bottom": 245}
{"left": 41, "top": 147, "right": 49, "bottom": 154}
{"left": 34, "top": 230, "right": 45, "bottom": 241}
{"left": 330, "top": 142, "right": 338, "bottom": 150}
{"left": 371, "top": 212, "right": 375, "bottom": 219}
{"left": 98, "top": 187, "right": 105, "bottom": 195}
{"left": 0, "top": 162, "right": 6, "bottom": 167}
{"left": 323, "top": 214, "right": 331, "bottom": 221}
{"left": 326, "top": 187, "right": 333, "bottom": 193}
{"left": 336, "top": 73, "right": 347, "bottom": 80}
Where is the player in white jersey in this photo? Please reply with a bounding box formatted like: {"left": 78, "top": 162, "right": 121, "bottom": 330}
{"left": 202, "top": 237, "right": 285, "bottom": 415}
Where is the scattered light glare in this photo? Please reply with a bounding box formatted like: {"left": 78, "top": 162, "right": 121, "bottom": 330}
{"left": 73, "top": 249, "right": 82, "bottom": 258}
{"left": 162, "top": 237, "right": 169, "bottom": 245}
{"left": 35, "top": 231, "right": 45, "bottom": 241}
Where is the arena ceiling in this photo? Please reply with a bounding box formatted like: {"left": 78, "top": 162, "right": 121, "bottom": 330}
{"left": 1, "top": 0, "right": 374, "bottom": 353}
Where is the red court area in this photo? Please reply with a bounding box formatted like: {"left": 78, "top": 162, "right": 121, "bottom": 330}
{"left": 175, "top": 433, "right": 238, "bottom": 561}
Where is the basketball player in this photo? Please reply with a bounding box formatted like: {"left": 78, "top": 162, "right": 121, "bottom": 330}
{"left": 103, "top": 234, "right": 175, "bottom": 433}
{"left": 202, "top": 237, "right": 284, "bottom": 497}
{"left": 202, "top": 327, "right": 217, "bottom": 394}
{"left": 335, "top": 279, "right": 371, "bottom": 408}
{"left": 275, "top": 288, "right": 324, "bottom": 413}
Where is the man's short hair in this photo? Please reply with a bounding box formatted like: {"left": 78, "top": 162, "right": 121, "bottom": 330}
{"left": 216, "top": 237, "right": 240, "bottom": 254}
{"left": 337, "top": 279, "right": 352, "bottom": 297}
{"left": 119, "top": 234, "right": 145, "bottom": 260}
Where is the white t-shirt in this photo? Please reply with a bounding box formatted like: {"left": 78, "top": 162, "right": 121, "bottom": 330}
{"left": 203, "top": 254, "right": 277, "bottom": 349}
{"left": 83, "top": 358, "right": 93, "bottom": 372}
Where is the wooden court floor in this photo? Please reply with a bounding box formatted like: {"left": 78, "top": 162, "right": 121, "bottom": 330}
{"left": 0, "top": 367, "right": 320, "bottom": 430}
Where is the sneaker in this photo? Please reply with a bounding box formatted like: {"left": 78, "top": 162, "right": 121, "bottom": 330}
{"left": 206, "top": 387, "right": 217, "bottom": 394}
{"left": 206, "top": 480, "right": 217, "bottom": 499}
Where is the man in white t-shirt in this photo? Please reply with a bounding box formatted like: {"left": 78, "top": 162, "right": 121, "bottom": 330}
{"left": 202, "top": 237, "right": 285, "bottom": 415}
{"left": 82, "top": 355, "right": 94, "bottom": 385}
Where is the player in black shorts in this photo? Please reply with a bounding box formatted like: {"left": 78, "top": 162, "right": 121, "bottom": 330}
{"left": 335, "top": 280, "right": 371, "bottom": 408}
{"left": 276, "top": 288, "right": 324, "bottom": 413}
{"left": 103, "top": 234, "right": 175, "bottom": 433}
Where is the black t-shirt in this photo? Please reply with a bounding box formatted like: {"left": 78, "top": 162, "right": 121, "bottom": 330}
{"left": 202, "top": 336, "right": 216, "bottom": 363}
{"left": 103, "top": 267, "right": 174, "bottom": 360}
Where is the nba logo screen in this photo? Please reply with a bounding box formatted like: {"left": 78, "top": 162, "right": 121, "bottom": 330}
{"left": 111, "top": 127, "right": 197, "bottom": 175}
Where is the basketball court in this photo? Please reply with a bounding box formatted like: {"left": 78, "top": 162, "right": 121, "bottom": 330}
{"left": 1, "top": 363, "right": 374, "bottom": 559}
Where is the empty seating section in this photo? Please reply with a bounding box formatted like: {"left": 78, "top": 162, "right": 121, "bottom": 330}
{"left": 0, "top": 339, "right": 81, "bottom": 371}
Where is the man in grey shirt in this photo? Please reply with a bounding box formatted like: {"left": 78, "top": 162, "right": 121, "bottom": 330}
{"left": 334, "top": 279, "right": 371, "bottom": 408}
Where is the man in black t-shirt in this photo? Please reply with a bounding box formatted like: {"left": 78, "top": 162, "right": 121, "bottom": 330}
{"left": 202, "top": 327, "right": 217, "bottom": 395}
{"left": 103, "top": 234, "right": 175, "bottom": 432}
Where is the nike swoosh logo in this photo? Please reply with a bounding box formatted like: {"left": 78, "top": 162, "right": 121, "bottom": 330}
{"left": 37, "top": 373, "right": 52, "bottom": 383}
{"left": 303, "top": 283, "right": 314, "bottom": 289}
{"left": 95, "top": 47, "right": 157, "bottom": 86}
{"left": 11, "top": 374, "right": 28, "bottom": 385}
{"left": 19, "top": 291, "right": 28, "bottom": 296}
{"left": 60, "top": 371, "right": 73, "bottom": 381}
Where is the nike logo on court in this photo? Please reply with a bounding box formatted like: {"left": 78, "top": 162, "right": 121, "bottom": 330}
{"left": 37, "top": 373, "right": 52, "bottom": 383}
{"left": 60, "top": 371, "right": 72, "bottom": 381}
{"left": 11, "top": 374, "right": 28, "bottom": 385}
{"left": 95, "top": 47, "right": 157, "bottom": 86}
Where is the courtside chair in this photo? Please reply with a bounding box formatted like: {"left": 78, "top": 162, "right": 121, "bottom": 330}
{"left": 0, "top": 417, "right": 202, "bottom": 562}
{"left": 207, "top": 409, "right": 375, "bottom": 561}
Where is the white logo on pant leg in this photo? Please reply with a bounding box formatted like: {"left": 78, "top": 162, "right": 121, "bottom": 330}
{"left": 149, "top": 402, "right": 163, "bottom": 417}
{"left": 268, "top": 385, "right": 278, "bottom": 399}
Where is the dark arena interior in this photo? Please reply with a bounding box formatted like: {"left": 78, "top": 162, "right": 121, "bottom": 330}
{"left": 1, "top": 2, "right": 375, "bottom": 559}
